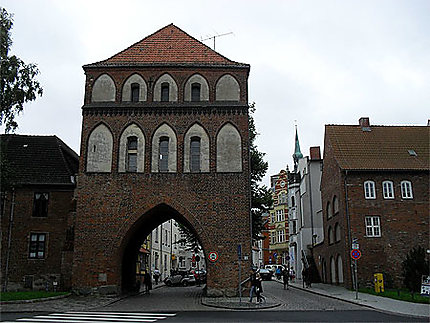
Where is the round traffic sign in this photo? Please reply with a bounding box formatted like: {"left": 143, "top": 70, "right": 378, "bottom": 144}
{"left": 208, "top": 251, "right": 219, "bottom": 262}
{"left": 351, "top": 249, "right": 361, "bottom": 260}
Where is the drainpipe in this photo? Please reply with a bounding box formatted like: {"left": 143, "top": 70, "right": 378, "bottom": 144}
{"left": 3, "top": 188, "right": 15, "bottom": 292}
{"left": 344, "top": 170, "right": 353, "bottom": 289}
{"left": 308, "top": 159, "right": 315, "bottom": 255}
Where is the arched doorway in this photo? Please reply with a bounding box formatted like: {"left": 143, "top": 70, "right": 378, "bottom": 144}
{"left": 337, "top": 255, "right": 344, "bottom": 284}
{"left": 330, "top": 256, "right": 336, "bottom": 284}
{"left": 120, "top": 203, "right": 205, "bottom": 292}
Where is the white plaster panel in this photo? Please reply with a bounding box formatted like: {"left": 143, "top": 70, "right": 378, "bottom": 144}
{"left": 118, "top": 124, "right": 145, "bottom": 173}
{"left": 92, "top": 74, "right": 116, "bottom": 102}
{"left": 87, "top": 124, "right": 113, "bottom": 172}
{"left": 216, "top": 123, "right": 242, "bottom": 172}
{"left": 122, "top": 74, "right": 147, "bottom": 102}
{"left": 153, "top": 74, "right": 178, "bottom": 102}
{"left": 183, "top": 124, "right": 210, "bottom": 173}
{"left": 215, "top": 74, "right": 240, "bottom": 101}
{"left": 151, "top": 124, "right": 177, "bottom": 172}
{"left": 184, "top": 74, "right": 209, "bottom": 101}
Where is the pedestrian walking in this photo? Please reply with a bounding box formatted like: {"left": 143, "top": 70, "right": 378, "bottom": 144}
{"left": 153, "top": 268, "right": 160, "bottom": 285}
{"left": 144, "top": 271, "right": 152, "bottom": 294}
{"left": 275, "top": 266, "right": 282, "bottom": 280}
{"left": 249, "top": 270, "right": 257, "bottom": 303}
{"left": 289, "top": 267, "right": 295, "bottom": 282}
{"left": 282, "top": 268, "right": 289, "bottom": 290}
{"left": 256, "top": 273, "right": 265, "bottom": 303}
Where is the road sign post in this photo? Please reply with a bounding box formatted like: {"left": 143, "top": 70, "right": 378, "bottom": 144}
{"left": 351, "top": 247, "right": 361, "bottom": 300}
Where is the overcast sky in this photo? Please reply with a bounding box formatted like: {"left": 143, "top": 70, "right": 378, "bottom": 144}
{"left": 2, "top": 0, "right": 429, "bottom": 186}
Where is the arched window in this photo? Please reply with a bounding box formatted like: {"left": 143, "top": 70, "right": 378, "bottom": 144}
{"left": 126, "top": 136, "right": 138, "bottom": 172}
{"left": 151, "top": 124, "right": 177, "bottom": 173}
{"left": 159, "top": 137, "right": 169, "bottom": 172}
{"left": 190, "top": 137, "right": 201, "bottom": 172}
{"left": 86, "top": 124, "right": 113, "bottom": 172}
{"left": 191, "top": 83, "right": 201, "bottom": 102}
{"left": 364, "top": 180, "right": 376, "bottom": 199}
{"left": 327, "top": 202, "right": 332, "bottom": 219}
{"left": 333, "top": 196, "right": 339, "bottom": 215}
{"left": 131, "top": 83, "right": 139, "bottom": 102}
{"left": 382, "top": 181, "right": 394, "bottom": 199}
{"left": 216, "top": 123, "right": 242, "bottom": 172}
{"left": 279, "top": 192, "right": 287, "bottom": 204}
{"left": 161, "top": 83, "right": 169, "bottom": 102}
{"left": 334, "top": 223, "right": 341, "bottom": 242}
{"left": 216, "top": 74, "right": 240, "bottom": 101}
{"left": 337, "top": 255, "right": 344, "bottom": 283}
{"left": 330, "top": 257, "right": 336, "bottom": 284}
{"left": 329, "top": 226, "right": 334, "bottom": 244}
{"left": 183, "top": 123, "right": 209, "bottom": 173}
{"left": 91, "top": 74, "right": 115, "bottom": 102}
{"left": 401, "top": 180, "right": 413, "bottom": 199}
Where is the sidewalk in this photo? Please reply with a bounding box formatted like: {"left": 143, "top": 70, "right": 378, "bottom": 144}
{"left": 282, "top": 278, "right": 430, "bottom": 319}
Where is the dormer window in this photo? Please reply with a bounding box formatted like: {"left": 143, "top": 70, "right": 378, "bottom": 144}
{"left": 191, "top": 83, "right": 201, "bottom": 102}
{"left": 161, "top": 83, "right": 169, "bottom": 102}
{"left": 131, "top": 83, "right": 139, "bottom": 102}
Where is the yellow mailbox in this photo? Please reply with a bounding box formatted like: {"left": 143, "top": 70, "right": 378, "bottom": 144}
{"left": 374, "top": 273, "right": 384, "bottom": 293}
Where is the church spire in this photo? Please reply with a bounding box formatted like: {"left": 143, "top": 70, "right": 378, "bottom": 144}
{"left": 293, "top": 125, "right": 303, "bottom": 171}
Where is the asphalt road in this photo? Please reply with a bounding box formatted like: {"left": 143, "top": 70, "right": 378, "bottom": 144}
{"left": 1, "top": 281, "right": 426, "bottom": 322}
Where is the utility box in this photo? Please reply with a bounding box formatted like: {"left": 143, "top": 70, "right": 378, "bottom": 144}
{"left": 374, "top": 273, "right": 384, "bottom": 293}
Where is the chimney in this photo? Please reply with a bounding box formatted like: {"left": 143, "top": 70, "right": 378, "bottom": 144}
{"left": 359, "top": 117, "right": 371, "bottom": 131}
{"left": 310, "top": 146, "right": 321, "bottom": 160}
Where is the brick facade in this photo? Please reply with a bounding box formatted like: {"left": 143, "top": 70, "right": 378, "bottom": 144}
{"left": 313, "top": 122, "right": 429, "bottom": 289}
{"left": 72, "top": 25, "right": 252, "bottom": 296}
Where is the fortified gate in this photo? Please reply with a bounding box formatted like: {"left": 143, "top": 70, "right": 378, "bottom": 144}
{"left": 72, "top": 24, "right": 251, "bottom": 296}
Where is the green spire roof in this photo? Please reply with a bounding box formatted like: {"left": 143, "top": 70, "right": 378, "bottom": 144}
{"left": 293, "top": 126, "right": 303, "bottom": 161}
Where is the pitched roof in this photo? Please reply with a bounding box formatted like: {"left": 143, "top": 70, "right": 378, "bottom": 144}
{"left": 86, "top": 24, "right": 248, "bottom": 68}
{"left": 325, "top": 124, "right": 429, "bottom": 171}
{"left": 1, "top": 135, "right": 79, "bottom": 186}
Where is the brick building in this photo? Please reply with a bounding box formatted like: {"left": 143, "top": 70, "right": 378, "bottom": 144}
{"left": 267, "top": 170, "right": 289, "bottom": 266}
{"left": 1, "top": 135, "right": 78, "bottom": 291}
{"left": 72, "top": 24, "right": 252, "bottom": 296}
{"left": 313, "top": 118, "right": 429, "bottom": 288}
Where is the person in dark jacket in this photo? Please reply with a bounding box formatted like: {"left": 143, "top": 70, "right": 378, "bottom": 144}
{"left": 144, "top": 271, "right": 152, "bottom": 294}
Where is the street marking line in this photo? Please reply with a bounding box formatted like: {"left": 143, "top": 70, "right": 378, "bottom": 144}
{"left": 17, "top": 319, "right": 156, "bottom": 323}
{"left": 20, "top": 317, "right": 157, "bottom": 322}
{"left": 67, "top": 312, "right": 176, "bottom": 317}
{"left": 47, "top": 313, "right": 167, "bottom": 319}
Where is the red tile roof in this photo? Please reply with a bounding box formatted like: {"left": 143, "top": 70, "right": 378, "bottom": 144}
{"left": 325, "top": 124, "right": 429, "bottom": 171}
{"left": 86, "top": 24, "right": 247, "bottom": 67}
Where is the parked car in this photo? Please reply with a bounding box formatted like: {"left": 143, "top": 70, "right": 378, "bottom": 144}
{"left": 264, "top": 265, "right": 276, "bottom": 273}
{"left": 164, "top": 271, "right": 196, "bottom": 287}
{"left": 258, "top": 268, "right": 273, "bottom": 281}
{"left": 191, "top": 269, "right": 207, "bottom": 283}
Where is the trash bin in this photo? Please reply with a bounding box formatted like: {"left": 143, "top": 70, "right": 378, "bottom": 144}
{"left": 374, "top": 273, "right": 384, "bottom": 293}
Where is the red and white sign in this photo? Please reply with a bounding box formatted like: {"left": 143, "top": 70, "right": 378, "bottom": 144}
{"left": 351, "top": 249, "right": 361, "bottom": 260}
{"left": 208, "top": 251, "right": 219, "bottom": 262}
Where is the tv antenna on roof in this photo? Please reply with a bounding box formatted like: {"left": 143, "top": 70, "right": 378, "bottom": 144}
{"left": 201, "top": 32, "right": 233, "bottom": 51}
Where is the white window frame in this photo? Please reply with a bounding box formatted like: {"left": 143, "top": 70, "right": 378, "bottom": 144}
{"left": 400, "top": 180, "right": 413, "bottom": 199}
{"left": 365, "top": 216, "right": 381, "bottom": 237}
{"left": 276, "top": 209, "right": 284, "bottom": 222}
{"left": 382, "top": 181, "right": 394, "bottom": 199}
{"left": 364, "top": 181, "right": 376, "bottom": 199}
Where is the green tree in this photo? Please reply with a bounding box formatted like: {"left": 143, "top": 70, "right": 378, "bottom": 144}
{"left": 1, "top": 7, "right": 43, "bottom": 133}
{"left": 402, "top": 246, "right": 429, "bottom": 292}
{"left": 249, "top": 103, "right": 273, "bottom": 240}
{"left": 175, "top": 223, "right": 201, "bottom": 252}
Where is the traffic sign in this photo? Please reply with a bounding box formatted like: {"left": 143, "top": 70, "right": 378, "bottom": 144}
{"left": 273, "top": 252, "right": 278, "bottom": 259}
{"left": 351, "top": 249, "right": 361, "bottom": 260}
{"left": 208, "top": 251, "right": 219, "bottom": 262}
{"left": 195, "top": 255, "right": 200, "bottom": 262}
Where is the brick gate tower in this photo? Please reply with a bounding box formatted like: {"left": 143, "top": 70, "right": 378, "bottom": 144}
{"left": 72, "top": 24, "right": 251, "bottom": 296}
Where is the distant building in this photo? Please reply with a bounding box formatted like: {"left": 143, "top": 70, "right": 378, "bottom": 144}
{"left": 287, "top": 126, "right": 323, "bottom": 280}
{"left": 313, "top": 118, "right": 429, "bottom": 288}
{"left": 0, "top": 135, "right": 78, "bottom": 291}
{"left": 267, "top": 170, "right": 289, "bottom": 266}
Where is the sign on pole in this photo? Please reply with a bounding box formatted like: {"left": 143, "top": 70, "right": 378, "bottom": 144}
{"left": 208, "top": 251, "right": 219, "bottom": 263}
{"left": 351, "top": 249, "right": 361, "bottom": 260}
{"left": 237, "top": 244, "right": 242, "bottom": 261}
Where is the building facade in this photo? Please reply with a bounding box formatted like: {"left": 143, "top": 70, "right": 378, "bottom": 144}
{"left": 1, "top": 135, "right": 79, "bottom": 291}
{"left": 267, "top": 170, "right": 289, "bottom": 266}
{"left": 313, "top": 118, "right": 429, "bottom": 288}
{"left": 72, "top": 24, "right": 251, "bottom": 295}
{"left": 288, "top": 144, "right": 323, "bottom": 281}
